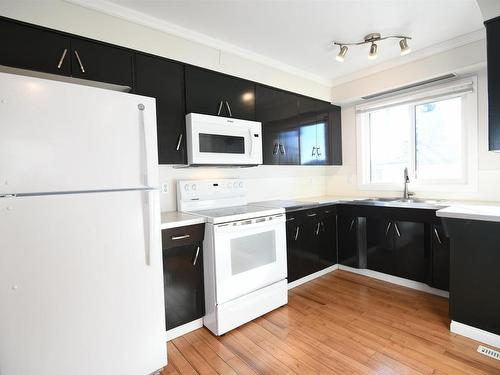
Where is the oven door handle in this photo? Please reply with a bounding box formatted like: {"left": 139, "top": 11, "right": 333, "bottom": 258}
{"left": 248, "top": 128, "right": 253, "bottom": 155}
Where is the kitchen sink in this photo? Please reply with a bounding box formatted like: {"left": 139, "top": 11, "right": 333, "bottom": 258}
{"left": 364, "top": 197, "right": 444, "bottom": 205}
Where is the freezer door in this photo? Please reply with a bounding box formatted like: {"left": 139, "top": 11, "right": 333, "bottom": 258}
{"left": 0, "top": 190, "right": 166, "bottom": 375}
{"left": 0, "top": 72, "right": 159, "bottom": 195}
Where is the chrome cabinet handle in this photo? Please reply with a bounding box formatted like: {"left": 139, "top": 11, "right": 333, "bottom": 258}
{"left": 385, "top": 221, "right": 392, "bottom": 236}
{"left": 294, "top": 226, "right": 300, "bottom": 241}
{"left": 311, "top": 146, "right": 316, "bottom": 156}
{"left": 225, "top": 101, "right": 233, "bottom": 117}
{"left": 57, "top": 48, "right": 68, "bottom": 69}
{"left": 316, "top": 147, "right": 322, "bottom": 157}
{"left": 176, "top": 133, "right": 183, "bottom": 151}
{"left": 279, "top": 144, "right": 286, "bottom": 155}
{"left": 74, "top": 50, "right": 85, "bottom": 73}
{"left": 315, "top": 222, "right": 321, "bottom": 235}
{"left": 349, "top": 219, "right": 355, "bottom": 231}
{"left": 171, "top": 234, "right": 190, "bottom": 241}
{"left": 272, "top": 143, "right": 279, "bottom": 156}
{"left": 217, "top": 100, "right": 224, "bottom": 115}
{"left": 286, "top": 217, "right": 295, "bottom": 222}
{"left": 307, "top": 213, "right": 317, "bottom": 217}
{"left": 192, "top": 246, "right": 200, "bottom": 266}
{"left": 434, "top": 227, "right": 442, "bottom": 244}
{"left": 394, "top": 222, "right": 401, "bottom": 237}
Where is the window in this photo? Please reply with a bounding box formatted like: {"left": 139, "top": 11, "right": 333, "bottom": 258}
{"left": 357, "top": 77, "right": 477, "bottom": 191}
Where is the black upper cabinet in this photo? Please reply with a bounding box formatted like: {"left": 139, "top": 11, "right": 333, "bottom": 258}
{"left": 135, "top": 54, "right": 186, "bottom": 164}
{"left": 0, "top": 18, "right": 133, "bottom": 87}
{"left": 0, "top": 18, "right": 71, "bottom": 76}
{"left": 256, "top": 85, "right": 300, "bottom": 165}
{"left": 70, "top": 39, "right": 133, "bottom": 87}
{"left": 185, "top": 66, "right": 255, "bottom": 120}
{"left": 431, "top": 224, "right": 450, "bottom": 291}
{"left": 486, "top": 18, "right": 500, "bottom": 151}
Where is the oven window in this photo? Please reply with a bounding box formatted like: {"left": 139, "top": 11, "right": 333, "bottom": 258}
{"left": 199, "top": 133, "right": 245, "bottom": 154}
{"left": 230, "top": 231, "right": 276, "bottom": 275}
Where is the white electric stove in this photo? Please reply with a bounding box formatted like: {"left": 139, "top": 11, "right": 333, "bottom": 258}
{"left": 177, "top": 179, "right": 288, "bottom": 336}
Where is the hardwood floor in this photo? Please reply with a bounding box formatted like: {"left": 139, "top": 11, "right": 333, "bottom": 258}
{"left": 161, "top": 270, "right": 500, "bottom": 374}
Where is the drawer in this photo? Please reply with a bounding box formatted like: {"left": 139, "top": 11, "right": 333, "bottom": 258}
{"left": 162, "top": 223, "right": 205, "bottom": 249}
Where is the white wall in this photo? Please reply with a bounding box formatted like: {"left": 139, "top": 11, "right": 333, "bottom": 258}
{"left": 0, "top": 0, "right": 331, "bottom": 212}
{"left": 327, "top": 39, "right": 500, "bottom": 202}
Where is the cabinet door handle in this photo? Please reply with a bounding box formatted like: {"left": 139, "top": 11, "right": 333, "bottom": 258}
{"left": 434, "top": 227, "right": 442, "bottom": 244}
{"left": 217, "top": 100, "right": 224, "bottom": 115}
{"left": 286, "top": 217, "right": 295, "bottom": 222}
{"left": 307, "top": 213, "right": 317, "bottom": 217}
{"left": 394, "top": 222, "right": 401, "bottom": 237}
{"left": 176, "top": 133, "right": 183, "bottom": 151}
{"left": 57, "top": 48, "right": 68, "bottom": 69}
{"left": 225, "top": 101, "right": 233, "bottom": 117}
{"left": 311, "top": 146, "right": 316, "bottom": 156}
{"left": 279, "top": 144, "right": 286, "bottom": 155}
{"left": 171, "top": 234, "right": 190, "bottom": 241}
{"left": 192, "top": 246, "right": 200, "bottom": 266}
{"left": 385, "top": 221, "right": 392, "bottom": 236}
{"left": 316, "top": 146, "right": 322, "bottom": 157}
{"left": 74, "top": 50, "right": 85, "bottom": 73}
{"left": 349, "top": 219, "right": 356, "bottom": 231}
{"left": 294, "top": 226, "right": 300, "bottom": 241}
{"left": 273, "top": 143, "right": 279, "bottom": 156}
{"left": 315, "top": 222, "right": 320, "bottom": 235}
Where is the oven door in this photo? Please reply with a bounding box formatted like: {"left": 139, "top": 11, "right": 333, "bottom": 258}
{"left": 186, "top": 114, "right": 262, "bottom": 165}
{"left": 212, "top": 214, "right": 287, "bottom": 304}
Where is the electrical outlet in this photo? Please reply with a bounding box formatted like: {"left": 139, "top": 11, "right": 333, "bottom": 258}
{"left": 161, "top": 183, "right": 169, "bottom": 194}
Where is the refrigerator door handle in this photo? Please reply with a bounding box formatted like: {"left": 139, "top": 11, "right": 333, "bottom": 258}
{"left": 138, "top": 104, "right": 154, "bottom": 188}
{"left": 143, "top": 190, "right": 157, "bottom": 266}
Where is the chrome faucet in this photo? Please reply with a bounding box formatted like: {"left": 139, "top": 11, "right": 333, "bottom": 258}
{"left": 403, "top": 167, "right": 414, "bottom": 200}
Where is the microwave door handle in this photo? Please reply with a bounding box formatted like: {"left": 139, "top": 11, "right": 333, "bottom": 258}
{"left": 248, "top": 129, "right": 253, "bottom": 155}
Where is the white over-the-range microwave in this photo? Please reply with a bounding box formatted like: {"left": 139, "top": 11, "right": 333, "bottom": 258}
{"left": 186, "top": 113, "right": 263, "bottom": 166}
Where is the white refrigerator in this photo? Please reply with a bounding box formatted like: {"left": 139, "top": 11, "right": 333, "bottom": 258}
{"left": 0, "top": 72, "right": 167, "bottom": 375}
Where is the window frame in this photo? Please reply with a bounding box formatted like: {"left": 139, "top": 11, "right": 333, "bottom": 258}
{"left": 356, "top": 76, "right": 478, "bottom": 193}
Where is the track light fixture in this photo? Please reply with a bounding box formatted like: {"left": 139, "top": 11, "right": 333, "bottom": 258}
{"left": 333, "top": 33, "right": 412, "bottom": 62}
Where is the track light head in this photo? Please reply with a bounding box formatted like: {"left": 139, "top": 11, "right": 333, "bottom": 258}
{"left": 336, "top": 45, "right": 348, "bottom": 62}
{"left": 368, "top": 42, "right": 378, "bottom": 60}
{"left": 399, "top": 38, "right": 411, "bottom": 56}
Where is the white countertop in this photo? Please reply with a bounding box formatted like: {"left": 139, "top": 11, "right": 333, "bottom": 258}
{"left": 437, "top": 204, "right": 500, "bottom": 223}
{"left": 160, "top": 211, "right": 206, "bottom": 230}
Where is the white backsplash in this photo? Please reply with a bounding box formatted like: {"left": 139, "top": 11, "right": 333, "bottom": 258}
{"left": 158, "top": 165, "right": 328, "bottom": 212}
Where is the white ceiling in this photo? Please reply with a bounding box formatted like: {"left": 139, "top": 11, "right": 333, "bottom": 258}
{"left": 103, "top": 0, "right": 484, "bottom": 84}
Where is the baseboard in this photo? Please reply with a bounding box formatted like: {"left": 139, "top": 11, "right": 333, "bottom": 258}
{"left": 166, "top": 318, "right": 204, "bottom": 342}
{"left": 288, "top": 264, "right": 339, "bottom": 289}
{"left": 338, "top": 265, "right": 449, "bottom": 298}
{"left": 451, "top": 320, "right": 500, "bottom": 349}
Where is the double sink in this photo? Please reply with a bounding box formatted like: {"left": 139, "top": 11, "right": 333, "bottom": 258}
{"left": 360, "top": 197, "right": 447, "bottom": 209}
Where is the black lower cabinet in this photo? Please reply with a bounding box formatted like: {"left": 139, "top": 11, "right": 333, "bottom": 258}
{"left": 285, "top": 206, "right": 337, "bottom": 282}
{"left": 444, "top": 218, "right": 500, "bottom": 335}
{"left": 338, "top": 215, "right": 359, "bottom": 268}
{"left": 318, "top": 207, "right": 337, "bottom": 268}
{"left": 162, "top": 224, "right": 205, "bottom": 331}
{"left": 431, "top": 223, "right": 450, "bottom": 291}
{"left": 367, "top": 218, "right": 425, "bottom": 282}
{"left": 367, "top": 218, "right": 396, "bottom": 275}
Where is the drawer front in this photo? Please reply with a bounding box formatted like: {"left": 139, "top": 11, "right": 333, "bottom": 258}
{"left": 162, "top": 223, "right": 205, "bottom": 249}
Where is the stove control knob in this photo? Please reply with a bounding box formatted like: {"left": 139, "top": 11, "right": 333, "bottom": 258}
{"left": 239, "top": 182, "right": 243, "bottom": 188}
{"left": 233, "top": 182, "right": 238, "bottom": 188}
{"left": 184, "top": 184, "right": 189, "bottom": 191}
{"left": 227, "top": 182, "right": 232, "bottom": 188}
{"left": 191, "top": 184, "right": 197, "bottom": 191}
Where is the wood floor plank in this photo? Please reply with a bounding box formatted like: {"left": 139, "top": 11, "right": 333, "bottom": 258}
{"left": 161, "top": 270, "right": 500, "bottom": 375}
